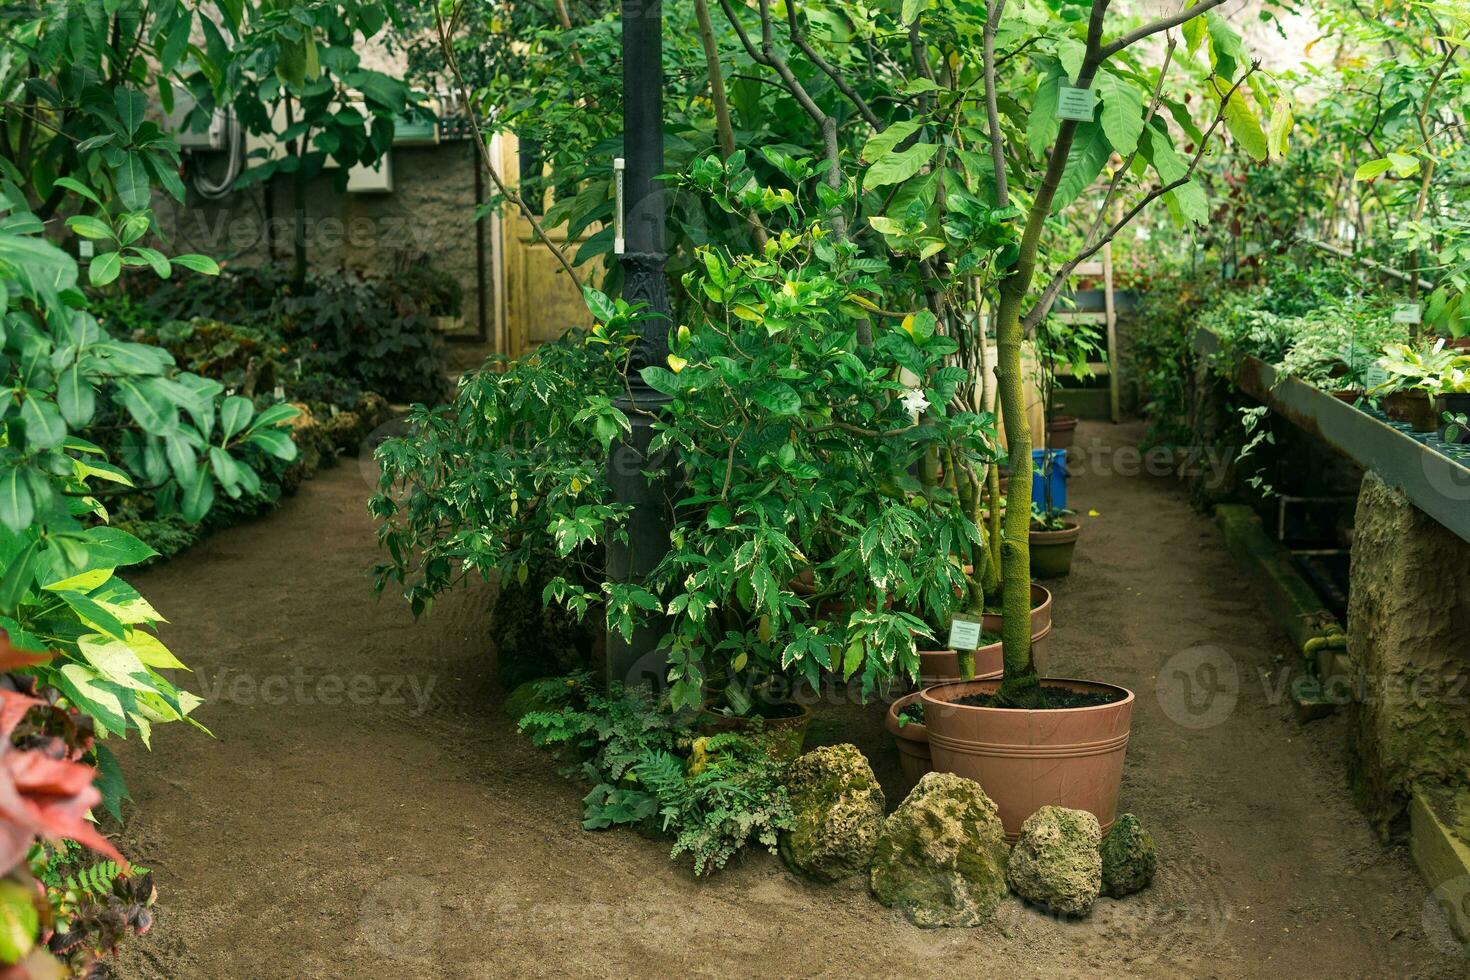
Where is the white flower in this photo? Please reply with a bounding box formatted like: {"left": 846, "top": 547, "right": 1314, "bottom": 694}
{"left": 901, "top": 388, "right": 930, "bottom": 415}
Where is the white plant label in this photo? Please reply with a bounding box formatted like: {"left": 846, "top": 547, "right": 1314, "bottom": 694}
{"left": 1364, "top": 365, "right": 1390, "bottom": 388}
{"left": 1057, "top": 86, "right": 1096, "bottom": 121}
{"left": 1392, "top": 302, "right": 1422, "bottom": 325}
{"left": 947, "top": 616, "right": 983, "bottom": 651}
{"left": 78, "top": 240, "right": 94, "bottom": 259}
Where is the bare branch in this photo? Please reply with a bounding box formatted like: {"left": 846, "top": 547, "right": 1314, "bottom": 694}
{"left": 983, "top": 0, "right": 1010, "bottom": 208}
{"left": 1097, "top": 0, "right": 1229, "bottom": 62}
{"left": 434, "top": 7, "right": 583, "bottom": 291}
{"left": 785, "top": 1, "right": 882, "bottom": 129}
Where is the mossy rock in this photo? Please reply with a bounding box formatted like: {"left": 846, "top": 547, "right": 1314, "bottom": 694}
{"left": 869, "top": 772, "right": 1009, "bottom": 927}
{"left": 1007, "top": 806, "right": 1102, "bottom": 917}
{"left": 502, "top": 680, "right": 554, "bottom": 724}
{"left": 779, "top": 744, "right": 885, "bottom": 882}
{"left": 1099, "top": 813, "right": 1157, "bottom": 898}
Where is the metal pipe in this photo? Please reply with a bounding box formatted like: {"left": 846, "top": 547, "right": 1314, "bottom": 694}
{"left": 606, "top": 0, "right": 675, "bottom": 690}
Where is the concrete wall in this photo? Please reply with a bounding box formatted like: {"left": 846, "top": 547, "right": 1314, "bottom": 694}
{"left": 154, "top": 142, "right": 489, "bottom": 340}
{"left": 1349, "top": 471, "right": 1470, "bottom": 836}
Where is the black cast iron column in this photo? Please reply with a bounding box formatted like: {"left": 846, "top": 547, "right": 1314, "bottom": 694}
{"left": 606, "top": 0, "right": 673, "bottom": 690}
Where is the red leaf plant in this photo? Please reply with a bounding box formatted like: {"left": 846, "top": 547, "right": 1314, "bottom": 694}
{"left": 0, "top": 635, "right": 124, "bottom": 878}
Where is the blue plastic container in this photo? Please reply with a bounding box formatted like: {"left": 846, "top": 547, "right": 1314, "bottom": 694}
{"left": 1032, "top": 448, "right": 1068, "bottom": 513}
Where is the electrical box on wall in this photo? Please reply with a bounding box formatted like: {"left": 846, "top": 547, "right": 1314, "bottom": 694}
{"left": 163, "top": 94, "right": 229, "bottom": 150}
{"left": 346, "top": 154, "right": 393, "bottom": 194}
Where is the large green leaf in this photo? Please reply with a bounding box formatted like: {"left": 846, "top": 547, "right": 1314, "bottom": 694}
{"left": 863, "top": 142, "right": 939, "bottom": 193}
{"left": 114, "top": 153, "right": 150, "bottom": 211}
{"left": 1215, "top": 78, "right": 1268, "bottom": 162}
{"left": 1028, "top": 66, "right": 1063, "bottom": 157}
{"left": 1096, "top": 72, "right": 1145, "bottom": 157}
{"left": 1051, "top": 123, "right": 1112, "bottom": 212}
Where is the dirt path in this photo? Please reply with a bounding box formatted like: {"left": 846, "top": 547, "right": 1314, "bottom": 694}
{"left": 115, "top": 421, "right": 1461, "bottom": 978}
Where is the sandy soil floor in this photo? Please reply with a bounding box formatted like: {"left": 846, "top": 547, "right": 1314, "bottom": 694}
{"left": 112, "top": 421, "right": 1464, "bottom": 978}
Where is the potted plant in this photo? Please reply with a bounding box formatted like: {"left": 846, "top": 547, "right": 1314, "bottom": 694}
{"left": 910, "top": 2, "right": 1285, "bottom": 839}
{"left": 1374, "top": 340, "right": 1467, "bottom": 432}
{"left": 1036, "top": 314, "right": 1103, "bottom": 453}
{"left": 1029, "top": 505, "right": 1082, "bottom": 579}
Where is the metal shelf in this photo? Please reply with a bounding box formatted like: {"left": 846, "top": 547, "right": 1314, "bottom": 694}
{"left": 1197, "top": 329, "right": 1470, "bottom": 546}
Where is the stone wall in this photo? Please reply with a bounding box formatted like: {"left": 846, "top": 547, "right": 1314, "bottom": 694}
{"left": 154, "top": 142, "right": 488, "bottom": 338}
{"left": 1348, "top": 471, "right": 1470, "bottom": 836}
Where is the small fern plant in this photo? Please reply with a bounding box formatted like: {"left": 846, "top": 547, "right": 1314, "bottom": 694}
{"left": 634, "top": 735, "right": 794, "bottom": 877}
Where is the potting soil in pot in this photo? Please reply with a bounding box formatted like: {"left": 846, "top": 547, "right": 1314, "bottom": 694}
{"left": 954, "top": 687, "right": 1125, "bottom": 710}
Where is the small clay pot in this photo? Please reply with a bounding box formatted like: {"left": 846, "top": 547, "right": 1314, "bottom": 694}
{"left": 699, "top": 701, "right": 812, "bottom": 763}
{"left": 1384, "top": 389, "right": 1438, "bottom": 432}
{"left": 1046, "top": 415, "right": 1079, "bottom": 450}
{"left": 1029, "top": 521, "right": 1081, "bottom": 578}
{"left": 1331, "top": 389, "right": 1363, "bottom": 405}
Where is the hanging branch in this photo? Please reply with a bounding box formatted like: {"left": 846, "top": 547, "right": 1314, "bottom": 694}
{"left": 434, "top": 4, "right": 583, "bottom": 291}
{"left": 695, "top": 0, "right": 768, "bottom": 249}
{"left": 1096, "top": 0, "right": 1230, "bottom": 61}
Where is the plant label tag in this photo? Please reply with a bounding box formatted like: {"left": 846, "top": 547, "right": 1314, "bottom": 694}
{"left": 1393, "top": 302, "right": 1422, "bottom": 325}
{"left": 947, "top": 616, "right": 983, "bottom": 651}
{"left": 273, "top": 385, "right": 286, "bottom": 401}
{"left": 1057, "top": 86, "right": 1096, "bottom": 121}
{"left": 1364, "top": 365, "right": 1390, "bottom": 388}
{"left": 78, "top": 240, "right": 94, "bottom": 259}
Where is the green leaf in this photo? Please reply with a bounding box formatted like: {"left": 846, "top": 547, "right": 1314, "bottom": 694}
{"left": 861, "top": 120, "right": 922, "bottom": 163}
{"left": 1140, "top": 125, "right": 1208, "bottom": 224}
{"left": 220, "top": 395, "right": 253, "bottom": 441}
{"left": 57, "top": 366, "right": 96, "bottom": 427}
{"left": 581, "top": 286, "right": 616, "bottom": 322}
{"left": 1096, "top": 72, "right": 1145, "bottom": 157}
{"left": 1215, "top": 77, "right": 1268, "bottom": 162}
{"left": 56, "top": 591, "right": 128, "bottom": 641}
{"left": 863, "top": 142, "right": 939, "bottom": 192}
{"left": 1028, "top": 66, "right": 1064, "bottom": 158}
{"left": 19, "top": 397, "right": 65, "bottom": 449}
{"left": 750, "top": 382, "right": 801, "bottom": 416}
{"left": 53, "top": 177, "right": 101, "bottom": 206}
{"left": 1388, "top": 152, "right": 1420, "bottom": 177}
{"left": 114, "top": 88, "right": 148, "bottom": 136}
{"left": 638, "top": 366, "right": 682, "bottom": 394}
{"left": 131, "top": 246, "right": 171, "bottom": 278}
{"left": 0, "top": 541, "right": 39, "bottom": 614}
{"left": 1052, "top": 123, "right": 1112, "bottom": 212}
{"left": 93, "top": 744, "right": 131, "bottom": 823}
{"left": 88, "top": 251, "right": 121, "bottom": 286}
{"left": 244, "top": 428, "right": 296, "bottom": 461}
{"left": 1267, "top": 97, "right": 1293, "bottom": 159}
{"left": 180, "top": 470, "right": 214, "bottom": 523}
{"left": 65, "top": 215, "right": 114, "bottom": 240}
{"left": 114, "top": 154, "right": 150, "bottom": 211}
{"left": 171, "top": 254, "right": 219, "bottom": 275}
{"left": 82, "top": 527, "right": 158, "bottom": 568}
{"left": 1353, "top": 158, "right": 1392, "bottom": 181}
{"left": 900, "top": 0, "right": 928, "bottom": 24}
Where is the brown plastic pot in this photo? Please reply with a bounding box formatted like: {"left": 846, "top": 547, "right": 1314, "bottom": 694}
{"left": 885, "top": 691, "right": 932, "bottom": 789}
{"left": 1046, "top": 415, "right": 1079, "bottom": 450}
{"left": 920, "top": 678, "right": 1135, "bottom": 841}
{"left": 1331, "top": 388, "right": 1363, "bottom": 404}
{"left": 1384, "top": 389, "right": 1439, "bottom": 432}
{"left": 1029, "top": 522, "right": 1081, "bottom": 578}
{"left": 698, "top": 701, "right": 813, "bottom": 763}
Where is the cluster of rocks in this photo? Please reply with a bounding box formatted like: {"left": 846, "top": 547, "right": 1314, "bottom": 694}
{"left": 778, "top": 743, "right": 1156, "bottom": 927}
{"left": 282, "top": 393, "right": 394, "bottom": 492}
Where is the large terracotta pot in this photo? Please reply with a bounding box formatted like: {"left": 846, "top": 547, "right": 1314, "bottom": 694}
{"left": 1029, "top": 522, "right": 1081, "bottom": 578}
{"left": 919, "top": 585, "right": 1054, "bottom": 686}
{"left": 920, "top": 678, "right": 1135, "bottom": 841}
{"left": 885, "top": 691, "right": 932, "bottom": 789}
